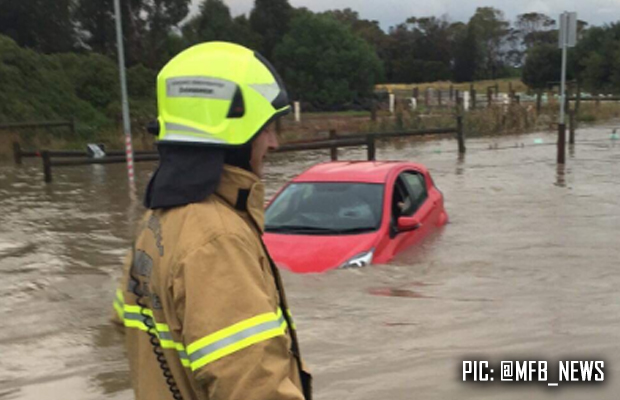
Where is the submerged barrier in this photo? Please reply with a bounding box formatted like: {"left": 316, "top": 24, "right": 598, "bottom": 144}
{"left": 13, "top": 117, "right": 464, "bottom": 183}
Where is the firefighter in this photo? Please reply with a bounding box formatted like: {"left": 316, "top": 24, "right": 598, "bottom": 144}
{"left": 112, "top": 41, "right": 311, "bottom": 400}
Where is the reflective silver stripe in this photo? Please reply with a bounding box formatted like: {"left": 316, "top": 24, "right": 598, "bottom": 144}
{"left": 124, "top": 312, "right": 150, "bottom": 322}
{"left": 159, "top": 331, "right": 173, "bottom": 341}
{"left": 178, "top": 350, "right": 189, "bottom": 360}
{"left": 161, "top": 134, "right": 227, "bottom": 145}
{"left": 165, "top": 122, "right": 208, "bottom": 135}
{"left": 188, "top": 314, "right": 286, "bottom": 363}
{"left": 167, "top": 76, "right": 236, "bottom": 100}
{"left": 250, "top": 82, "right": 281, "bottom": 103}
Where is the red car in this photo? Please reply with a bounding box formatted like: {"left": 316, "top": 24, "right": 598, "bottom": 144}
{"left": 264, "top": 161, "right": 448, "bottom": 273}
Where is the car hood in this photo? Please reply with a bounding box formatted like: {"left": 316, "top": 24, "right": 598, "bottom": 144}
{"left": 263, "top": 232, "right": 378, "bottom": 273}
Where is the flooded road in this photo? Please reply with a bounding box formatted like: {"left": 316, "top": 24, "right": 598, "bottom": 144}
{"left": 1, "top": 125, "right": 619, "bottom": 399}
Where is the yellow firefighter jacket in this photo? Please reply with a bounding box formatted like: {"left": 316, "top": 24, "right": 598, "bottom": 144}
{"left": 113, "top": 165, "right": 311, "bottom": 400}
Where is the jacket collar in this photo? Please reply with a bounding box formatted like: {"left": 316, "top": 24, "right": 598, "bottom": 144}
{"left": 215, "top": 165, "right": 265, "bottom": 233}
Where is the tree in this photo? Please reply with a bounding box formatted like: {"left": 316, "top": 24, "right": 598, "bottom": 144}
{"left": 273, "top": 12, "right": 383, "bottom": 108}
{"left": 250, "top": 0, "right": 293, "bottom": 59}
{"left": 381, "top": 16, "right": 457, "bottom": 83}
{"left": 322, "top": 9, "right": 386, "bottom": 54}
{"left": 571, "top": 23, "right": 620, "bottom": 93}
{"left": 522, "top": 44, "right": 561, "bottom": 89}
{"left": 75, "top": 0, "right": 190, "bottom": 68}
{"left": 468, "top": 7, "right": 511, "bottom": 79}
{"left": 516, "top": 12, "right": 555, "bottom": 48}
{"left": 0, "top": 0, "right": 77, "bottom": 53}
{"left": 182, "top": 0, "right": 262, "bottom": 50}
{"left": 453, "top": 23, "right": 480, "bottom": 82}
{"left": 182, "top": 0, "right": 235, "bottom": 45}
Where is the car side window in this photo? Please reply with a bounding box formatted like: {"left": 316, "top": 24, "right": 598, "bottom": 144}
{"left": 391, "top": 176, "right": 411, "bottom": 221}
{"left": 399, "top": 171, "right": 428, "bottom": 216}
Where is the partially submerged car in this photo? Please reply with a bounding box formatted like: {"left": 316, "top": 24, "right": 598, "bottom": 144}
{"left": 264, "top": 161, "right": 448, "bottom": 273}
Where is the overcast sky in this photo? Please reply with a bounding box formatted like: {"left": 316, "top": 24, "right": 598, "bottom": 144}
{"left": 190, "top": 0, "right": 620, "bottom": 30}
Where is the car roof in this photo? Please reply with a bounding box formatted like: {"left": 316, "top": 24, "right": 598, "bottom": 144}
{"left": 292, "top": 161, "right": 428, "bottom": 184}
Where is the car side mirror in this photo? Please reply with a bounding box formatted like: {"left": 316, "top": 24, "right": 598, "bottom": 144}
{"left": 397, "top": 216, "right": 422, "bottom": 232}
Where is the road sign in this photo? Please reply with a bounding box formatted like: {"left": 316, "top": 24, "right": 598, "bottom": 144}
{"left": 559, "top": 12, "right": 577, "bottom": 48}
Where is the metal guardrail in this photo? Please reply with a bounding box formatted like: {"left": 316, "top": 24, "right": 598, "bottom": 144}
{"left": 14, "top": 116, "right": 465, "bottom": 183}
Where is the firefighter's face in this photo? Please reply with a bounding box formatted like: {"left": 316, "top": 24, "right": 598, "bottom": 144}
{"left": 250, "top": 124, "right": 279, "bottom": 178}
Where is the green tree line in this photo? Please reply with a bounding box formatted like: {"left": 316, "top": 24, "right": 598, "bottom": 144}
{"left": 1, "top": 0, "right": 619, "bottom": 135}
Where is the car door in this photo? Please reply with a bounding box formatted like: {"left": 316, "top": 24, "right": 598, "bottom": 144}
{"left": 386, "top": 170, "right": 436, "bottom": 255}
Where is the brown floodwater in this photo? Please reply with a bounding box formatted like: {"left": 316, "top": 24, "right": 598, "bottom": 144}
{"left": 1, "top": 124, "right": 619, "bottom": 400}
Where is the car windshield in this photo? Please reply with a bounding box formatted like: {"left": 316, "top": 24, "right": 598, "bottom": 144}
{"left": 265, "top": 182, "right": 384, "bottom": 234}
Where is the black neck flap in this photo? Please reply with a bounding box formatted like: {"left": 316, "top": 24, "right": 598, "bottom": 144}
{"left": 144, "top": 144, "right": 226, "bottom": 210}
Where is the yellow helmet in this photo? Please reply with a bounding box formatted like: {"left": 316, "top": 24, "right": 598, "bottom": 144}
{"left": 156, "top": 42, "right": 291, "bottom": 146}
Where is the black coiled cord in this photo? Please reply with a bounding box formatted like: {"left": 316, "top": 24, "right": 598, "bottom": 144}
{"left": 129, "top": 259, "right": 184, "bottom": 400}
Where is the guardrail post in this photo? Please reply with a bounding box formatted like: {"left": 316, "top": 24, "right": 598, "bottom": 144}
{"left": 569, "top": 109, "right": 576, "bottom": 145}
{"left": 557, "top": 123, "right": 566, "bottom": 165}
{"left": 371, "top": 100, "right": 377, "bottom": 122}
{"left": 42, "top": 151, "right": 52, "bottom": 183}
{"left": 457, "top": 115, "right": 466, "bottom": 154}
{"left": 13, "top": 142, "right": 22, "bottom": 165}
{"left": 367, "top": 134, "right": 376, "bottom": 161}
{"left": 329, "top": 130, "right": 338, "bottom": 161}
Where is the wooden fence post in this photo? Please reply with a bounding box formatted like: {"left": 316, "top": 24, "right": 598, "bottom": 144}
{"left": 471, "top": 89, "right": 476, "bottom": 109}
{"left": 438, "top": 90, "right": 442, "bottom": 107}
{"left": 449, "top": 85, "right": 454, "bottom": 101}
{"left": 329, "top": 130, "right": 338, "bottom": 161}
{"left": 457, "top": 115, "right": 466, "bottom": 154}
{"left": 13, "top": 142, "right": 22, "bottom": 165}
{"left": 413, "top": 88, "right": 419, "bottom": 101}
{"left": 576, "top": 81, "right": 581, "bottom": 114}
{"left": 42, "top": 151, "right": 52, "bottom": 183}
{"left": 487, "top": 88, "right": 492, "bottom": 108}
{"left": 425, "top": 88, "right": 430, "bottom": 108}
{"left": 367, "top": 134, "right": 376, "bottom": 161}
{"left": 536, "top": 91, "right": 542, "bottom": 114}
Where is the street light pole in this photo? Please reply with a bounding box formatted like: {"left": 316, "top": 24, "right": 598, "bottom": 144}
{"left": 113, "top": 0, "right": 137, "bottom": 193}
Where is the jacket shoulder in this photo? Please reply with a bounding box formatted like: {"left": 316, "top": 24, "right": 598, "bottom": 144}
{"left": 171, "top": 197, "right": 257, "bottom": 259}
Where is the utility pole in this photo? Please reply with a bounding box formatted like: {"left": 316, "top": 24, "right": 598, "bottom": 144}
{"left": 557, "top": 11, "right": 577, "bottom": 165}
{"left": 114, "top": 0, "right": 137, "bottom": 194}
